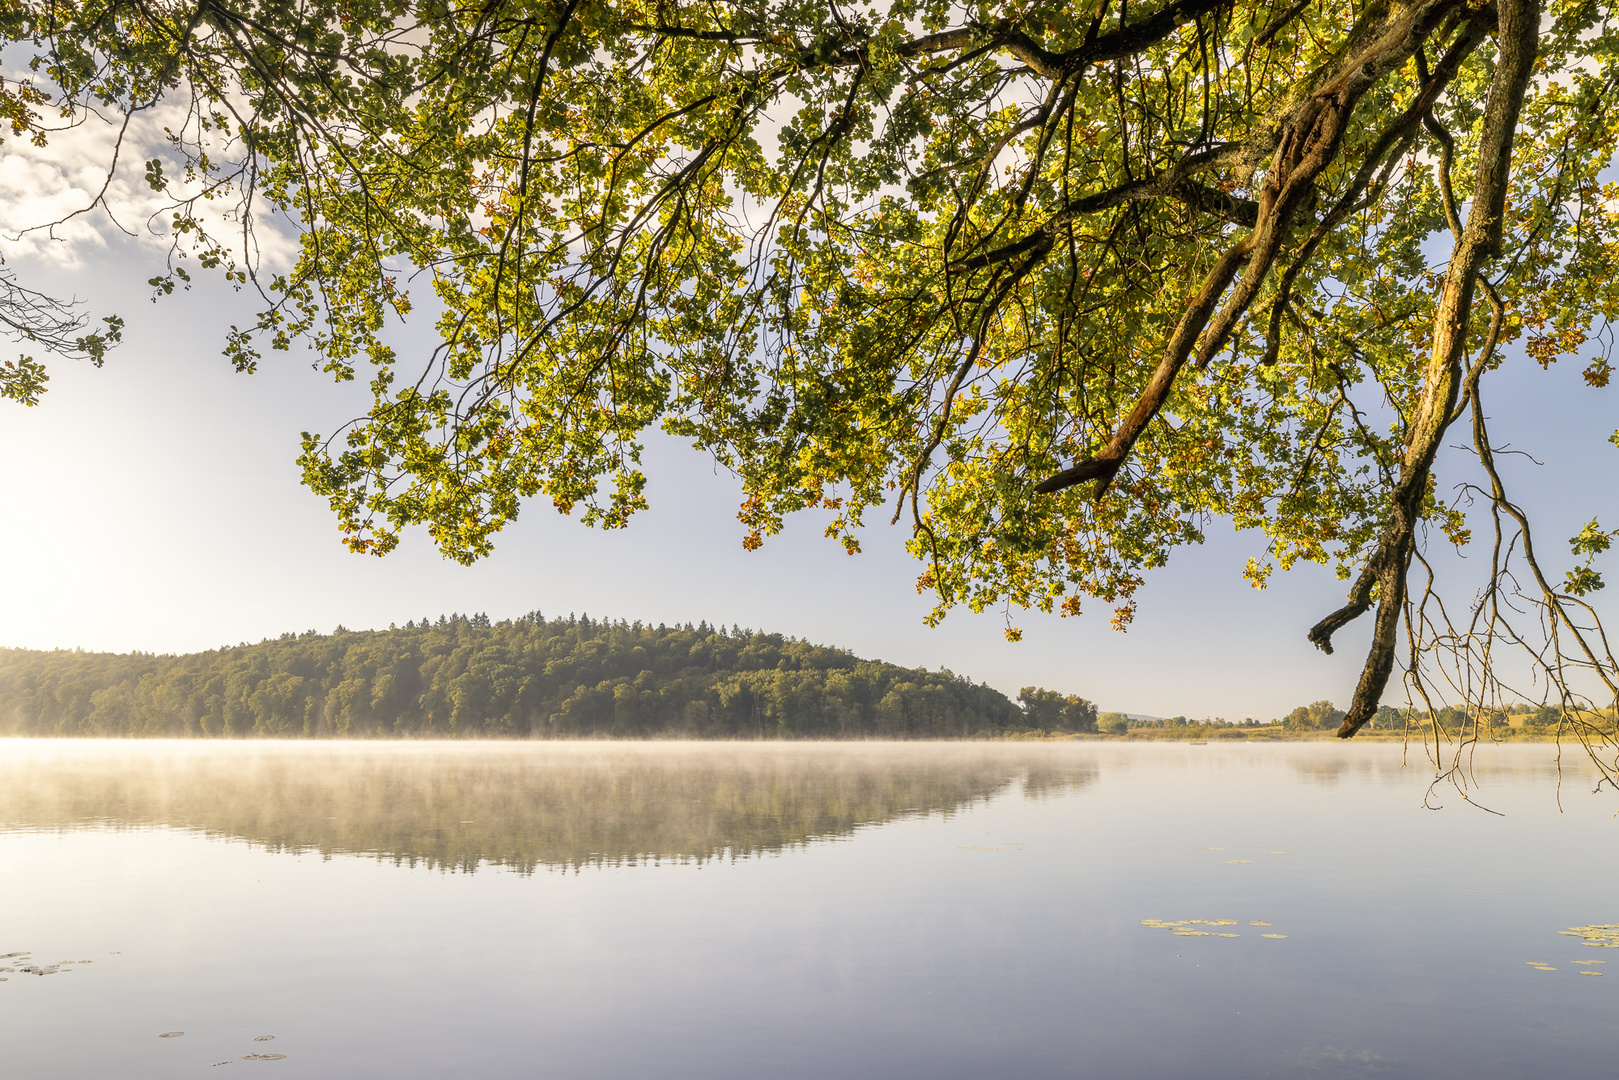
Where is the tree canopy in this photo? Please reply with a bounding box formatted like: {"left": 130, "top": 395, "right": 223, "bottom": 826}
{"left": 2, "top": 0, "right": 1617, "bottom": 760}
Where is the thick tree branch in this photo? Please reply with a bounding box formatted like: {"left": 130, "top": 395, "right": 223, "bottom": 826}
{"left": 1327, "top": 0, "right": 1540, "bottom": 739}
{"left": 1039, "top": 0, "right": 1464, "bottom": 498}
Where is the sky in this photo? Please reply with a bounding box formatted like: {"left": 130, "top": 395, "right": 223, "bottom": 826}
{"left": 0, "top": 116, "right": 1613, "bottom": 722}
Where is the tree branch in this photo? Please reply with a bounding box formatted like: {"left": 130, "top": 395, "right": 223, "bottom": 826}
{"left": 1328, "top": 0, "right": 1540, "bottom": 739}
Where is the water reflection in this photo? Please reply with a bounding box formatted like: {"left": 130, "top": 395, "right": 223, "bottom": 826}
{"left": 0, "top": 740, "right": 1097, "bottom": 872}
{"left": 1283, "top": 742, "right": 1599, "bottom": 788}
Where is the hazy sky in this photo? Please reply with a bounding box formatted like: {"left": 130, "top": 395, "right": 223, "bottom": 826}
{"left": 0, "top": 187, "right": 1613, "bottom": 721}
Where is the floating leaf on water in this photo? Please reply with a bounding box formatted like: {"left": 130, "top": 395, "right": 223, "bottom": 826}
{"left": 253, "top": 1036, "right": 275, "bottom": 1042}
{"left": 1173, "top": 931, "right": 1211, "bottom": 937}
{"left": 159, "top": 1032, "right": 185, "bottom": 1038}
{"left": 1225, "top": 859, "right": 1253, "bottom": 864}
{"left": 1580, "top": 971, "right": 1604, "bottom": 976}
{"left": 1268, "top": 851, "right": 1292, "bottom": 855}
{"left": 1249, "top": 921, "right": 1272, "bottom": 926}
{"left": 1212, "top": 920, "right": 1238, "bottom": 926}
{"left": 1572, "top": 960, "right": 1607, "bottom": 965}
{"left": 1260, "top": 934, "right": 1288, "bottom": 939}
{"left": 1216, "top": 933, "right": 1240, "bottom": 938}
{"left": 1561, "top": 924, "right": 1619, "bottom": 950}
{"left": 213, "top": 1062, "right": 232, "bottom": 1068}
{"left": 241, "top": 1053, "right": 287, "bottom": 1061}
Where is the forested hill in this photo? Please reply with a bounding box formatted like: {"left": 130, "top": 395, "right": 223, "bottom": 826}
{"left": 0, "top": 613, "right": 1075, "bottom": 739}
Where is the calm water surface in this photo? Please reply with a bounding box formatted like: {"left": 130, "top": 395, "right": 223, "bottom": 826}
{"left": 0, "top": 739, "right": 1615, "bottom": 1078}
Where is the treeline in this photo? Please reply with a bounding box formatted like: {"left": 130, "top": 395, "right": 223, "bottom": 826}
{"left": 1367, "top": 703, "right": 1611, "bottom": 732}
{"left": 0, "top": 613, "right": 1096, "bottom": 739}
{"left": 1123, "top": 703, "right": 1386, "bottom": 731}
{"left": 1284, "top": 701, "right": 1588, "bottom": 732}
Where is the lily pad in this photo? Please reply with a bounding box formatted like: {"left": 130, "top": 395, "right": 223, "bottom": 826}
{"left": 1260, "top": 934, "right": 1288, "bottom": 939}
{"left": 159, "top": 1032, "right": 185, "bottom": 1038}
{"left": 1561, "top": 924, "right": 1619, "bottom": 948}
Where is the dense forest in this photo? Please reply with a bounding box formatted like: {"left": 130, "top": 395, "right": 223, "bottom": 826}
{"left": 0, "top": 614, "right": 1090, "bottom": 739}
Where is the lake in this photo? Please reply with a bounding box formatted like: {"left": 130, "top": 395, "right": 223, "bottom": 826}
{"left": 0, "top": 738, "right": 1615, "bottom": 1078}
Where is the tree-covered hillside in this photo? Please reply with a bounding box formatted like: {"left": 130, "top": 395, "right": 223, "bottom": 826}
{"left": 0, "top": 614, "right": 1084, "bottom": 739}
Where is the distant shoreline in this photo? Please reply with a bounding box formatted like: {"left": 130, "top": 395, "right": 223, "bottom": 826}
{"left": 0, "top": 729, "right": 1583, "bottom": 744}
{"left": 994, "top": 728, "right": 1583, "bottom": 743}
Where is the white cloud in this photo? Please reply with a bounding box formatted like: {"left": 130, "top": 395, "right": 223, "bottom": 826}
{"left": 0, "top": 93, "right": 298, "bottom": 274}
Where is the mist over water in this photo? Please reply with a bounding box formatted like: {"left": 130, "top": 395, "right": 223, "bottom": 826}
{"left": 0, "top": 740, "right": 1097, "bottom": 871}
{"left": 1, "top": 740, "right": 1615, "bottom": 1079}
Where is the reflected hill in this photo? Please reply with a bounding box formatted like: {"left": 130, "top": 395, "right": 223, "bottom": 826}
{"left": 0, "top": 741, "right": 1097, "bottom": 873}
